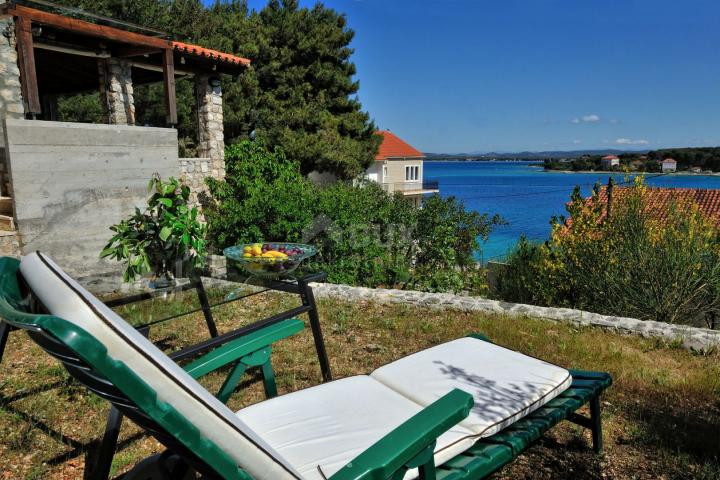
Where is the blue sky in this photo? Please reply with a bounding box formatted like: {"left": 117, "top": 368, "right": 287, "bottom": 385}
{"left": 239, "top": 0, "right": 720, "bottom": 153}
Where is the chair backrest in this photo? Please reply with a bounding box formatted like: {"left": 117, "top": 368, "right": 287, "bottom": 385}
{"left": 0, "top": 253, "right": 301, "bottom": 480}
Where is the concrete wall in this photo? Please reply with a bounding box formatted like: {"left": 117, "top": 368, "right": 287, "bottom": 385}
{"left": 4, "top": 119, "right": 178, "bottom": 275}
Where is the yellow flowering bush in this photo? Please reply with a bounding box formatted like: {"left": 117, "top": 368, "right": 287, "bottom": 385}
{"left": 496, "top": 179, "right": 720, "bottom": 326}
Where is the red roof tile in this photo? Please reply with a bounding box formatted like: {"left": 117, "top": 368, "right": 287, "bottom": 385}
{"left": 602, "top": 155, "right": 619, "bottom": 160}
{"left": 172, "top": 41, "right": 250, "bottom": 66}
{"left": 663, "top": 158, "right": 677, "bottom": 164}
{"left": 375, "top": 130, "right": 424, "bottom": 160}
{"left": 593, "top": 186, "right": 720, "bottom": 224}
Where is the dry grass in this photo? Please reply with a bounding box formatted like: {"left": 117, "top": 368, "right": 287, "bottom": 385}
{"left": 1, "top": 291, "right": 719, "bottom": 479}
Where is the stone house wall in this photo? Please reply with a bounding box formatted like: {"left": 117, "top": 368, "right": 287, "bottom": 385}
{"left": 0, "top": 16, "right": 25, "bottom": 148}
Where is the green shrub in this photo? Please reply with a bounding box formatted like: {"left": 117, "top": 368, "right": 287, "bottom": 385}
{"left": 496, "top": 181, "right": 720, "bottom": 326}
{"left": 493, "top": 237, "right": 561, "bottom": 306}
{"left": 409, "top": 195, "right": 500, "bottom": 292}
{"left": 205, "top": 141, "right": 316, "bottom": 247}
{"left": 205, "top": 141, "right": 501, "bottom": 292}
{"left": 307, "top": 181, "right": 417, "bottom": 288}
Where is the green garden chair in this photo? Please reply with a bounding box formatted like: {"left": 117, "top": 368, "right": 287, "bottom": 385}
{"left": 0, "top": 252, "right": 611, "bottom": 479}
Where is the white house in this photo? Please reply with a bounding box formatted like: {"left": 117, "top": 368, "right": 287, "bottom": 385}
{"left": 600, "top": 155, "right": 620, "bottom": 169}
{"left": 365, "top": 130, "right": 439, "bottom": 207}
{"left": 661, "top": 158, "right": 677, "bottom": 172}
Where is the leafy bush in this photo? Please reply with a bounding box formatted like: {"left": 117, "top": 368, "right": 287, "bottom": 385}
{"left": 496, "top": 180, "right": 720, "bottom": 326}
{"left": 409, "top": 195, "right": 500, "bottom": 292}
{"left": 205, "top": 141, "right": 316, "bottom": 247}
{"left": 101, "top": 175, "right": 207, "bottom": 282}
{"left": 205, "top": 141, "right": 501, "bottom": 292}
{"left": 306, "top": 181, "right": 417, "bottom": 288}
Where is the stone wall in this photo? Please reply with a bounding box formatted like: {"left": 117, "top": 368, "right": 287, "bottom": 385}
{"left": 179, "top": 157, "right": 212, "bottom": 207}
{"left": 4, "top": 119, "right": 178, "bottom": 275}
{"left": 0, "top": 16, "right": 25, "bottom": 147}
{"left": 309, "top": 282, "right": 720, "bottom": 351}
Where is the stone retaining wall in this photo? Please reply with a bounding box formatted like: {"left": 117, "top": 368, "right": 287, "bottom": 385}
{"left": 309, "top": 282, "right": 720, "bottom": 351}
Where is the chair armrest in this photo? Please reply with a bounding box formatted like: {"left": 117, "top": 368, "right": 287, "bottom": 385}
{"left": 330, "top": 389, "right": 474, "bottom": 480}
{"left": 182, "top": 318, "right": 304, "bottom": 379}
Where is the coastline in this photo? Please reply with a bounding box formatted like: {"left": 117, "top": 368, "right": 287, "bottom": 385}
{"left": 542, "top": 169, "right": 720, "bottom": 177}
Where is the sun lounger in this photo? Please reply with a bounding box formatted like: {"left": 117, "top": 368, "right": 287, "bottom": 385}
{"left": 0, "top": 252, "right": 611, "bottom": 479}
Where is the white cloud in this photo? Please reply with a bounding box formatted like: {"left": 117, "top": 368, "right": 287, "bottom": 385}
{"left": 573, "top": 139, "right": 582, "bottom": 144}
{"left": 609, "top": 118, "right": 619, "bottom": 124}
{"left": 614, "top": 138, "right": 649, "bottom": 145}
{"left": 571, "top": 114, "right": 600, "bottom": 124}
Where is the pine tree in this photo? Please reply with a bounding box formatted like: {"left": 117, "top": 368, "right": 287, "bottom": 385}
{"left": 52, "top": 0, "right": 379, "bottom": 178}
{"left": 242, "top": 0, "right": 380, "bottom": 179}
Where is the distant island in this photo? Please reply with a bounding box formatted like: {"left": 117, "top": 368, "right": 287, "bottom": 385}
{"left": 542, "top": 147, "right": 720, "bottom": 173}
{"left": 424, "top": 149, "right": 644, "bottom": 162}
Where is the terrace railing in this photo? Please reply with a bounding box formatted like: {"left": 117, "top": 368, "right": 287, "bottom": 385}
{"left": 382, "top": 180, "right": 440, "bottom": 194}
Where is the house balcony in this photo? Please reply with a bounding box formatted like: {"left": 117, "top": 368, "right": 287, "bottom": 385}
{"left": 381, "top": 180, "right": 440, "bottom": 196}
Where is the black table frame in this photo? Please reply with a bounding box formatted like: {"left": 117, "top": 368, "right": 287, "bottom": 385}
{"left": 0, "top": 270, "right": 331, "bottom": 480}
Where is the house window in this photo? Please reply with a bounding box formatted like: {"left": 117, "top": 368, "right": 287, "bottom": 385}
{"left": 405, "top": 165, "right": 419, "bottom": 181}
{"left": 383, "top": 165, "right": 388, "bottom": 179}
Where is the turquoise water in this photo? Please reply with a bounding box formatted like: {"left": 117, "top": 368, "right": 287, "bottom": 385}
{"left": 424, "top": 161, "right": 720, "bottom": 262}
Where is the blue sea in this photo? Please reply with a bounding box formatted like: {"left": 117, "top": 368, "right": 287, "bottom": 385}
{"left": 424, "top": 161, "right": 720, "bottom": 262}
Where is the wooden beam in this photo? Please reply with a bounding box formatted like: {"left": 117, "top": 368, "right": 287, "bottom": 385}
{"left": 14, "top": 16, "right": 41, "bottom": 116}
{"left": 8, "top": 5, "right": 170, "bottom": 49}
{"left": 116, "top": 46, "right": 162, "bottom": 58}
{"left": 132, "top": 61, "right": 194, "bottom": 77}
{"left": 161, "top": 48, "right": 177, "bottom": 126}
{"left": 35, "top": 41, "right": 111, "bottom": 59}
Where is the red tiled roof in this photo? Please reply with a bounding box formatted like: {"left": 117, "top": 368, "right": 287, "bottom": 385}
{"left": 663, "top": 158, "right": 677, "bottom": 164}
{"left": 172, "top": 41, "right": 250, "bottom": 66}
{"left": 593, "top": 186, "right": 720, "bottom": 224}
{"left": 375, "top": 130, "right": 424, "bottom": 160}
{"left": 602, "top": 155, "right": 619, "bottom": 160}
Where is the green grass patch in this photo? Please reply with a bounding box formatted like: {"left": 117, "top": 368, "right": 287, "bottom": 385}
{"left": 0, "top": 292, "right": 718, "bottom": 479}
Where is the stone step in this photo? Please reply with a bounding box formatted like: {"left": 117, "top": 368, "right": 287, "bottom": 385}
{"left": 0, "top": 197, "right": 12, "bottom": 216}
{"left": 0, "top": 230, "right": 19, "bottom": 257}
{"left": 0, "top": 214, "right": 14, "bottom": 231}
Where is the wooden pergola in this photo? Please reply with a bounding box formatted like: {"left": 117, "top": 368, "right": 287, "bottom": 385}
{"left": 1, "top": 1, "right": 250, "bottom": 125}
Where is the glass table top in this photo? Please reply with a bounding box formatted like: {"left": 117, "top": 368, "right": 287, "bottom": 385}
{"left": 99, "top": 271, "right": 310, "bottom": 330}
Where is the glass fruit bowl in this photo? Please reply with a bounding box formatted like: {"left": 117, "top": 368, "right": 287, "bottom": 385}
{"left": 224, "top": 242, "right": 317, "bottom": 277}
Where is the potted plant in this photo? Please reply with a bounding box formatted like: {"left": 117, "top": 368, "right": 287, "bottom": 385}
{"left": 101, "top": 174, "right": 207, "bottom": 287}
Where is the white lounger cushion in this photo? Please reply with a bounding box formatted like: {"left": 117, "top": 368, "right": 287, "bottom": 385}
{"left": 236, "top": 375, "right": 477, "bottom": 480}
{"left": 20, "top": 252, "right": 301, "bottom": 480}
{"left": 371, "top": 337, "right": 572, "bottom": 437}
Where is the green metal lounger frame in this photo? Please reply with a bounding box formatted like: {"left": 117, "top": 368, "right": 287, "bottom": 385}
{"left": 0, "top": 256, "right": 611, "bottom": 479}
